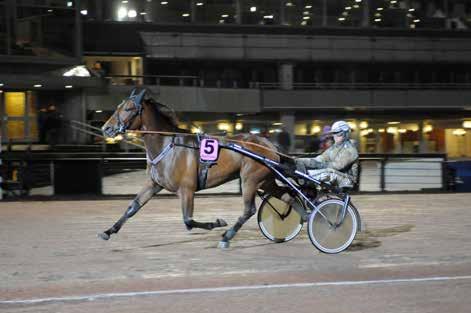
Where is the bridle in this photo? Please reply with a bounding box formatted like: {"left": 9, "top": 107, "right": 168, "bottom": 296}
{"left": 115, "top": 90, "right": 145, "bottom": 133}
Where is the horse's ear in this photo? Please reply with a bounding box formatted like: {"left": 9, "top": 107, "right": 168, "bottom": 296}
{"left": 135, "top": 89, "right": 147, "bottom": 105}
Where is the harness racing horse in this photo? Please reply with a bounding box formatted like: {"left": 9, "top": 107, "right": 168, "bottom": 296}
{"left": 99, "top": 89, "right": 283, "bottom": 249}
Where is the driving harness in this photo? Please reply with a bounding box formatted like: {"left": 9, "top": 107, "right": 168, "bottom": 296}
{"left": 146, "top": 135, "right": 218, "bottom": 191}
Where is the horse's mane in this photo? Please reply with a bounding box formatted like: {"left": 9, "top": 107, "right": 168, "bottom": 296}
{"left": 147, "top": 98, "right": 190, "bottom": 133}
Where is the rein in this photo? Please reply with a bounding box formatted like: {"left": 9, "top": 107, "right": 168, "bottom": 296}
{"left": 127, "top": 129, "right": 294, "bottom": 160}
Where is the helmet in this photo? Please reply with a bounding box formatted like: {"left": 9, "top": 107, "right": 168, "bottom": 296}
{"left": 330, "top": 121, "right": 351, "bottom": 134}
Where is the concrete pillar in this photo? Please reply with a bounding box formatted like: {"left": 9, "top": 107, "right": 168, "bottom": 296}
{"left": 235, "top": 0, "right": 242, "bottom": 24}
{"left": 279, "top": 0, "right": 286, "bottom": 25}
{"left": 280, "top": 113, "right": 295, "bottom": 153}
{"left": 190, "top": 0, "right": 196, "bottom": 23}
{"left": 322, "top": 0, "right": 327, "bottom": 27}
{"left": 279, "top": 63, "right": 294, "bottom": 90}
{"left": 419, "top": 121, "right": 428, "bottom": 153}
{"left": 362, "top": 0, "right": 370, "bottom": 27}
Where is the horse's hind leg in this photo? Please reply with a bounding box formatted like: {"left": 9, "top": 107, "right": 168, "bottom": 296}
{"left": 180, "top": 188, "right": 227, "bottom": 231}
{"left": 99, "top": 179, "right": 162, "bottom": 240}
{"left": 218, "top": 180, "right": 257, "bottom": 249}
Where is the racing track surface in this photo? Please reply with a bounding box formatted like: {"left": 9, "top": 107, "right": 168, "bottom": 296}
{"left": 1, "top": 194, "right": 471, "bottom": 313}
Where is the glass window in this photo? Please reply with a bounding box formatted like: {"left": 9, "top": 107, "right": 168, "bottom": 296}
{"left": 283, "top": 1, "right": 325, "bottom": 27}
{"left": 5, "top": 92, "right": 26, "bottom": 117}
{"left": 15, "top": 6, "right": 76, "bottom": 57}
{"left": 7, "top": 121, "right": 25, "bottom": 140}
{"left": 102, "top": 0, "right": 191, "bottom": 23}
{"left": 195, "top": 0, "right": 236, "bottom": 24}
{"left": 241, "top": 0, "right": 281, "bottom": 25}
{"left": 17, "top": 1, "right": 75, "bottom": 8}
{"left": 0, "top": 3, "right": 6, "bottom": 54}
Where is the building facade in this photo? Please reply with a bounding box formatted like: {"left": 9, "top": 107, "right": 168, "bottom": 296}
{"left": 2, "top": 0, "right": 471, "bottom": 157}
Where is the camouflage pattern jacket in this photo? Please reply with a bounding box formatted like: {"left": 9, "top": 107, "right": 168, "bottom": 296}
{"left": 297, "top": 140, "right": 359, "bottom": 186}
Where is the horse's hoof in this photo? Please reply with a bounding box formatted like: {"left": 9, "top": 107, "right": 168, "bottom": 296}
{"left": 98, "top": 232, "right": 110, "bottom": 241}
{"left": 216, "top": 218, "right": 228, "bottom": 227}
{"left": 218, "top": 240, "right": 230, "bottom": 249}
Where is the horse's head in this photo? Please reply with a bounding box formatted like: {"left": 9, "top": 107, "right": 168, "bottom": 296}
{"left": 102, "top": 89, "right": 147, "bottom": 137}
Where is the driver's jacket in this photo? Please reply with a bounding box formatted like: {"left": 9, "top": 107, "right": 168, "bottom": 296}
{"left": 297, "top": 140, "right": 359, "bottom": 188}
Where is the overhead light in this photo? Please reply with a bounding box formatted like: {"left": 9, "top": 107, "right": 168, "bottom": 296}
{"left": 286, "top": 2, "right": 293, "bottom": 7}
{"left": 0, "top": 90, "right": 3, "bottom": 93}
{"left": 338, "top": 17, "right": 346, "bottom": 21}
{"left": 463, "top": 121, "right": 471, "bottom": 128}
{"left": 65, "top": 85, "right": 73, "bottom": 89}
{"left": 196, "top": 2, "right": 204, "bottom": 6}
{"left": 375, "top": 13, "right": 381, "bottom": 17}
{"left": 0, "top": 83, "right": 3, "bottom": 87}
{"left": 301, "top": 20, "right": 307, "bottom": 25}
{"left": 303, "top": 11, "right": 310, "bottom": 15}
{"left": 303, "top": 16, "right": 310, "bottom": 20}
{"left": 398, "top": 129, "right": 407, "bottom": 133}
{"left": 453, "top": 129, "right": 466, "bottom": 136}
{"left": 67, "top": 2, "right": 73, "bottom": 7}
{"left": 235, "top": 123, "right": 243, "bottom": 131}
{"left": 160, "top": 1, "right": 168, "bottom": 4}
{"left": 359, "top": 121, "right": 368, "bottom": 129}
{"left": 413, "top": 19, "right": 421, "bottom": 23}
{"left": 80, "top": 9, "right": 88, "bottom": 15}
{"left": 342, "top": 11, "right": 349, "bottom": 16}
{"left": 377, "top": 7, "right": 383, "bottom": 11}
{"left": 410, "top": 24, "right": 416, "bottom": 28}
{"left": 122, "top": 0, "right": 128, "bottom": 3}
{"left": 305, "top": 5, "right": 312, "bottom": 9}
{"left": 95, "top": 110, "right": 103, "bottom": 113}
{"left": 387, "top": 121, "right": 400, "bottom": 125}
{"left": 374, "top": 18, "right": 382, "bottom": 22}
{"left": 353, "top": 4, "right": 359, "bottom": 8}
{"left": 128, "top": 9, "right": 137, "bottom": 18}
{"left": 47, "top": 9, "right": 53, "bottom": 12}
{"left": 140, "top": 12, "right": 147, "bottom": 15}
{"left": 408, "top": 8, "right": 415, "bottom": 12}
{"left": 219, "top": 19, "right": 225, "bottom": 23}
{"left": 355, "top": 0, "right": 362, "bottom": 2}
{"left": 423, "top": 125, "right": 433, "bottom": 133}
{"left": 263, "top": 15, "right": 274, "bottom": 19}
{"left": 407, "top": 13, "right": 413, "bottom": 17}
{"left": 391, "top": 0, "right": 397, "bottom": 3}
{"left": 250, "top": 6, "right": 257, "bottom": 12}
{"left": 118, "top": 7, "right": 127, "bottom": 19}
{"left": 34, "top": 84, "right": 43, "bottom": 88}
{"left": 221, "top": 14, "right": 229, "bottom": 18}
{"left": 345, "top": 6, "right": 352, "bottom": 10}
{"left": 182, "top": 13, "right": 190, "bottom": 17}
{"left": 272, "top": 122, "right": 283, "bottom": 126}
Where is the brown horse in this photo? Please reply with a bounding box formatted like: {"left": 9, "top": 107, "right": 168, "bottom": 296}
{"left": 99, "top": 89, "right": 283, "bottom": 248}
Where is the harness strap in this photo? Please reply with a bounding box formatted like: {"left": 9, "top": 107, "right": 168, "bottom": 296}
{"left": 146, "top": 141, "right": 174, "bottom": 166}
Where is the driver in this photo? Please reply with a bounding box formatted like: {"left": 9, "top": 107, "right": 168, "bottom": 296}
{"left": 295, "top": 120, "right": 359, "bottom": 188}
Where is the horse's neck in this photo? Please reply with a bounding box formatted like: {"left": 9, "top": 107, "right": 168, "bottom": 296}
{"left": 143, "top": 134, "right": 174, "bottom": 159}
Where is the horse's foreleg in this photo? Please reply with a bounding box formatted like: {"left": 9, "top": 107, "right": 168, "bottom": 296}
{"left": 218, "top": 181, "right": 257, "bottom": 249}
{"left": 180, "top": 189, "right": 227, "bottom": 231}
{"left": 99, "top": 180, "right": 163, "bottom": 240}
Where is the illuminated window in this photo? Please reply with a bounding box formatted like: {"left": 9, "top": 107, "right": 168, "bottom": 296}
{"left": 1, "top": 91, "right": 38, "bottom": 142}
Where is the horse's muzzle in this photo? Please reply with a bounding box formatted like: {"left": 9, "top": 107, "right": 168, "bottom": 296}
{"left": 102, "top": 125, "right": 116, "bottom": 138}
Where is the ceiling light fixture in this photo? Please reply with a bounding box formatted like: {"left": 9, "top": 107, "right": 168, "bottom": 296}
{"left": 196, "top": 2, "right": 204, "bottom": 6}
{"left": 250, "top": 6, "right": 257, "bottom": 12}
{"left": 34, "top": 84, "right": 43, "bottom": 88}
{"left": 182, "top": 13, "right": 190, "bottom": 17}
{"left": 160, "top": 1, "right": 168, "bottom": 5}
{"left": 65, "top": 85, "right": 73, "bottom": 89}
{"left": 80, "top": 9, "right": 88, "bottom": 15}
{"left": 305, "top": 5, "right": 312, "bottom": 9}
{"left": 128, "top": 10, "right": 137, "bottom": 18}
